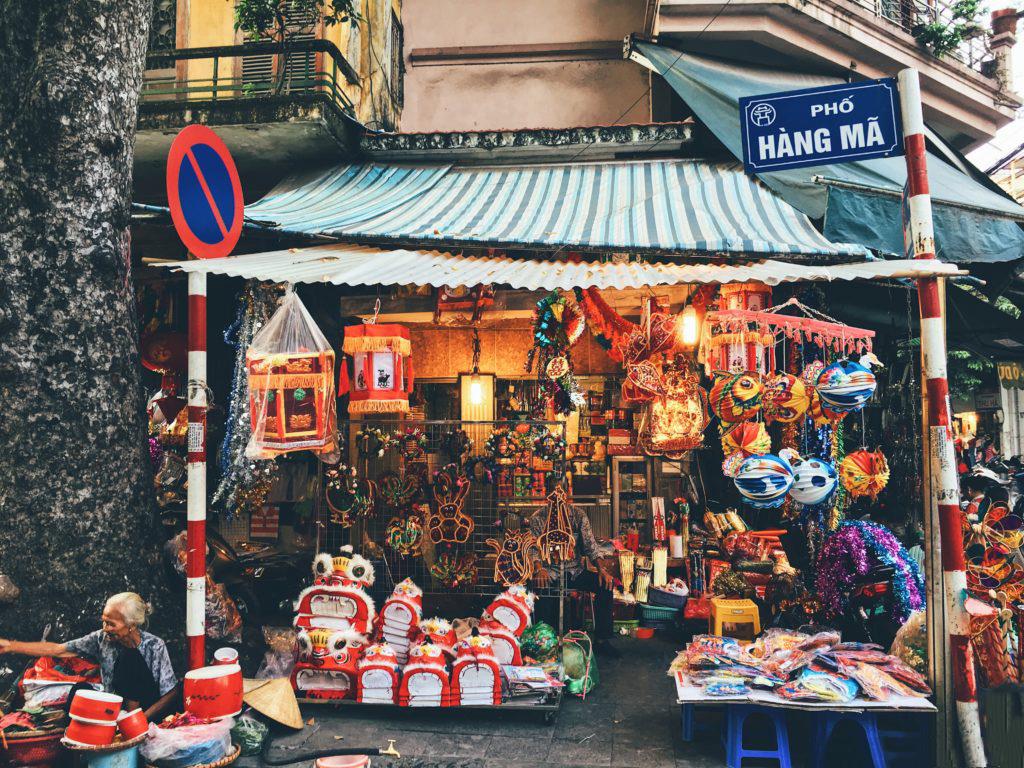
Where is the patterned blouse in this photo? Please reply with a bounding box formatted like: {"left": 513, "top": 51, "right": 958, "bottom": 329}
{"left": 529, "top": 504, "right": 601, "bottom": 581}
{"left": 64, "top": 630, "right": 178, "bottom": 697}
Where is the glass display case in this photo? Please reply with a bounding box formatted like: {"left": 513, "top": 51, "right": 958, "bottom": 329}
{"left": 611, "top": 456, "right": 652, "bottom": 544}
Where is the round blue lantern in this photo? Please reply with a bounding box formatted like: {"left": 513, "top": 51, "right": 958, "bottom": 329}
{"left": 734, "top": 454, "right": 794, "bottom": 509}
{"left": 815, "top": 360, "right": 876, "bottom": 413}
{"left": 789, "top": 456, "right": 838, "bottom": 506}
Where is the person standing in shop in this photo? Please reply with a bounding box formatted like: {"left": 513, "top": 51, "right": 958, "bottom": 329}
{"left": 529, "top": 509, "right": 618, "bottom": 655}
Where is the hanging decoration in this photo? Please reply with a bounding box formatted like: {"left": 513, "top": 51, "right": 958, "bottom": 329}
{"left": 325, "top": 466, "right": 376, "bottom": 526}
{"left": 385, "top": 511, "right": 425, "bottom": 557}
{"left": 213, "top": 282, "right": 282, "bottom": 514}
{"left": 816, "top": 359, "right": 877, "bottom": 414}
{"left": 964, "top": 500, "right": 1024, "bottom": 598}
{"left": 428, "top": 466, "right": 473, "bottom": 544}
{"left": 356, "top": 426, "right": 392, "bottom": 458}
{"left": 393, "top": 427, "right": 428, "bottom": 462}
{"left": 246, "top": 289, "right": 338, "bottom": 458}
{"left": 574, "top": 287, "right": 634, "bottom": 361}
{"left": 734, "top": 454, "right": 794, "bottom": 509}
{"left": 378, "top": 471, "right": 420, "bottom": 510}
{"left": 340, "top": 323, "right": 413, "bottom": 414}
{"left": 640, "top": 364, "right": 709, "bottom": 457}
{"left": 525, "top": 291, "right": 586, "bottom": 414}
{"left": 788, "top": 455, "right": 839, "bottom": 507}
{"left": 441, "top": 428, "right": 472, "bottom": 461}
{"left": 840, "top": 448, "right": 890, "bottom": 499}
{"left": 429, "top": 553, "right": 478, "bottom": 589}
{"left": 535, "top": 485, "right": 577, "bottom": 564}
{"left": 721, "top": 422, "right": 771, "bottom": 460}
{"left": 815, "top": 520, "right": 924, "bottom": 624}
{"left": 709, "top": 373, "right": 763, "bottom": 423}
{"left": 533, "top": 430, "right": 567, "bottom": 463}
{"left": 700, "top": 293, "right": 875, "bottom": 376}
{"left": 762, "top": 372, "right": 810, "bottom": 424}
{"left": 486, "top": 530, "right": 540, "bottom": 586}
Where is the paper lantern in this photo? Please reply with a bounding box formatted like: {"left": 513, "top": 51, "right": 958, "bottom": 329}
{"left": 734, "top": 454, "right": 794, "bottom": 509}
{"left": 478, "top": 618, "right": 523, "bottom": 666}
{"left": 704, "top": 284, "right": 776, "bottom": 374}
{"left": 709, "top": 373, "right": 763, "bottom": 423}
{"left": 816, "top": 360, "right": 876, "bottom": 413}
{"left": 721, "top": 422, "right": 771, "bottom": 459}
{"left": 247, "top": 292, "right": 337, "bottom": 457}
{"left": 789, "top": 456, "right": 839, "bottom": 506}
{"left": 340, "top": 324, "right": 413, "bottom": 414}
{"left": 641, "top": 369, "right": 709, "bottom": 456}
{"left": 483, "top": 585, "right": 536, "bottom": 637}
{"left": 840, "top": 449, "right": 890, "bottom": 499}
{"left": 763, "top": 372, "right": 809, "bottom": 424}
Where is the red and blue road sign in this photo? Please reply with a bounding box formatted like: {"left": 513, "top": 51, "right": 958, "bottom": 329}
{"left": 166, "top": 125, "right": 243, "bottom": 259}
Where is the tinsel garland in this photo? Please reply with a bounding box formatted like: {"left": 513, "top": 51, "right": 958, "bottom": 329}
{"left": 829, "top": 417, "right": 846, "bottom": 531}
{"left": 814, "top": 519, "right": 925, "bottom": 624}
{"left": 212, "top": 282, "right": 282, "bottom": 517}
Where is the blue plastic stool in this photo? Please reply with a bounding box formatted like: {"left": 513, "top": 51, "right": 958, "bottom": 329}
{"left": 723, "top": 704, "right": 792, "bottom": 768}
{"left": 809, "top": 710, "right": 886, "bottom": 768}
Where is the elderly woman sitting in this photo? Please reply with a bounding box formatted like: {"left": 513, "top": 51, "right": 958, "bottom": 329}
{"left": 0, "top": 592, "right": 179, "bottom": 719}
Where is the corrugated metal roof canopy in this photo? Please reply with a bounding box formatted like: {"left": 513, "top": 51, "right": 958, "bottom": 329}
{"left": 244, "top": 160, "right": 870, "bottom": 259}
{"left": 163, "top": 245, "right": 964, "bottom": 289}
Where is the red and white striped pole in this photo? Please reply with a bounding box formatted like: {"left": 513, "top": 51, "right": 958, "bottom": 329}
{"left": 186, "top": 268, "right": 208, "bottom": 670}
{"left": 899, "top": 68, "right": 985, "bottom": 767}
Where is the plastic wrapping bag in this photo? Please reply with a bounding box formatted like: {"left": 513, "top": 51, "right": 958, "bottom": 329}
{"left": 890, "top": 609, "right": 928, "bottom": 675}
{"left": 20, "top": 657, "right": 100, "bottom": 707}
{"left": 231, "top": 715, "right": 268, "bottom": 756}
{"left": 205, "top": 578, "right": 242, "bottom": 643}
{"left": 141, "top": 718, "right": 234, "bottom": 768}
{"left": 255, "top": 627, "right": 297, "bottom": 679}
{"left": 246, "top": 289, "right": 337, "bottom": 459}
{"left": 562, "top": 631, "right": 599, "bottom": 698}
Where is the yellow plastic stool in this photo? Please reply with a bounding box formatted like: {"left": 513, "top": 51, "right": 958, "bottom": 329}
{"left": 710, "top": 597, "right": 761, "bottom": 642}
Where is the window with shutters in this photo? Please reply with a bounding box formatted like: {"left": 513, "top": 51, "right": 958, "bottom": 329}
{"left": 389, "top": 11, "right": 404, "bottom": 108}
{"left": 241, "top": 0, "right": 319, "bottom": 90}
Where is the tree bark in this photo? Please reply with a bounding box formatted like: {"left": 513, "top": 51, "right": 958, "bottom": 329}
{"left": 0, "top": 1, "right": 163, "bottom": 641}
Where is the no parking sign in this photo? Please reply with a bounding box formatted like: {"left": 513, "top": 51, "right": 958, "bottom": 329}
{"left": 166, "top": 125, "right": 243, "bottom": 259}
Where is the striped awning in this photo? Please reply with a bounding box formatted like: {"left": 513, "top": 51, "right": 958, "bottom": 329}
{"left": 162, "top": 245, "right": 964, "bottom": 290}
{"left": 244, "top": 160, "right": 870, "bottom": 258}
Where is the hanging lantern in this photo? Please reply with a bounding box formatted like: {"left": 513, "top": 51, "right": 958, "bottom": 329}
{"left": 762, "top": 372, "right": 809, "bottom": 424}
{"left": 247, "top": 291, "right": 337, "bottom": 458}
{"left": 816, "top": 360, "right": 877, "bottom": 413}
{"left": 703, "top": 283, "right": 775, "bottom": 374}
{"left": 807, "top": 388, "right": 843, "bottom": 426}
{"left": 721, "top": 422, "right": 771, "bottom": 458}
{"left": 840, "top": 449, "right": 890, "bottom": 499}
{"left": 340, "top": 324, "right": 413, "bottom": 414}
{"left": 641, "top": 369, "right": 709, "bottom": 457}
{"left": 789, "top": 456, "right": 839, "bottom": 506}
{"left": 709, "top": 373, "right": 763, "bottom": 423}
{"left": 734, "top": 454, "right": 794, "bottom": 509}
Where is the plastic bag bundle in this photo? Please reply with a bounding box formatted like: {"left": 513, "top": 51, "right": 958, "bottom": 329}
{"left": 231, "top": 716, "right": 268, "bottom": 756}
{"left": 141, "top": 718, "right": 234, "bottom": 768}
{"left": 246, "top": 290, "right": 337, "bottom": 458}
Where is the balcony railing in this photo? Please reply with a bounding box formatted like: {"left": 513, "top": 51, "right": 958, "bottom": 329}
{"left": 142, "top": 38, "right": 361, "bottom": 116}
{"left": 848, "top": 0, "right": 996, "bottom": 75}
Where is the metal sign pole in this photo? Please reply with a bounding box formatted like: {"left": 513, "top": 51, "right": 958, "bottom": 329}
{"left": 899, "top": 68, "right": 985, "bottom": 768}
{"left": 186, "top": 268, "right": 208, "bottom": 670}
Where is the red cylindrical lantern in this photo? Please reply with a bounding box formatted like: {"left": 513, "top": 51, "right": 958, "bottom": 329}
{"left": 340, "top": 324, "right": 413, "bottom": 415}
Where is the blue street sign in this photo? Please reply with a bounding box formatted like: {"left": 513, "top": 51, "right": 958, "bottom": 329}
{"left": 739, "top": 78, "right": 903, "bottom": 174}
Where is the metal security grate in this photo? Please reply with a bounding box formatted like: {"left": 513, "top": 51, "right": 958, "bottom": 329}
{"left": 318, "top": 420, "right": 569, "bottom": 604}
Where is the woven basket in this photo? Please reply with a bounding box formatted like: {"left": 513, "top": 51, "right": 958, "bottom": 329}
{"left": 1, "top": 731, "right": 63, "bottom": 767}
{"left": 146, "top": 744, "right": 240, "bottom": 768}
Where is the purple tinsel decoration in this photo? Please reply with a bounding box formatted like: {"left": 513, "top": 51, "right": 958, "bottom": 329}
{"left": 815, "top": 520, "right": 924, "bottom": 624}
{"left": 148, "top": 437, "right": 164, "bottom": 471}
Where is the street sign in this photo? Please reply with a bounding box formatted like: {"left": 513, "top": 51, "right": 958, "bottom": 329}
{"left": 166, "top": 125, "right": 243, "bottom": 259}
{"left": 739, "top": 78, "right": 903, "bottom": 174}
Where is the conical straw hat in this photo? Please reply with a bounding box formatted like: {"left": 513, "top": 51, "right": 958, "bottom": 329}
{"left": 242, "top": 678, "right": 303, "bottom": 730}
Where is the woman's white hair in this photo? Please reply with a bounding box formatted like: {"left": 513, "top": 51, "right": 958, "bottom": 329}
{"left": 105, "top": 592, "right": 153, "bottom": 628}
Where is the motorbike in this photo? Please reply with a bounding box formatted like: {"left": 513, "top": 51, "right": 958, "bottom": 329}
{"left": 161, "top": 509, "right": 310, "bottom": 624}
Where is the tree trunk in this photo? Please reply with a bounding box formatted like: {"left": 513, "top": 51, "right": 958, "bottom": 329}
{"left": 0, "top": 2, "right": 163, "bottom": 642}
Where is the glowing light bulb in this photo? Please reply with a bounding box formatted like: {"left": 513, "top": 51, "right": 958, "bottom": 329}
{"left": 678, "top": 305, "right": 700, "bottom": 348}
{"left": 470, "top": 373, "right": 483, "bottom": 405}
